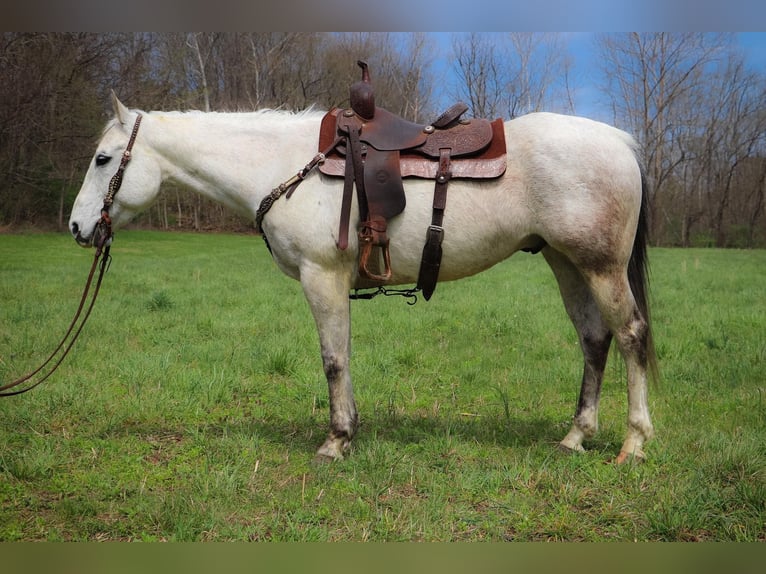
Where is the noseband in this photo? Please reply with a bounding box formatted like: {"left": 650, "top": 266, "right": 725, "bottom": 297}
{"left": 0, "top": 113, "right": 143, "bottom": 396}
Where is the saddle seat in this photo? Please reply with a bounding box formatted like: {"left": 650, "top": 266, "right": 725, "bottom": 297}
{"left": 317, "top": 61, "right": 507, "bottom": 299}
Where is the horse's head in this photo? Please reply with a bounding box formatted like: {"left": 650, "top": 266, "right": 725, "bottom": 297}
{"left": 69, "top": 93, "right": 161, "bottom": 247}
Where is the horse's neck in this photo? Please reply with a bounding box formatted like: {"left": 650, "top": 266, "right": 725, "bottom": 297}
{"left": 147, "top": 110, "right": 321, "bottom": 216}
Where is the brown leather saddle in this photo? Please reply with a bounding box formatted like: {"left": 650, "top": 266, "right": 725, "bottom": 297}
{"left": 318, "top": 61, "right": 507, "bottom": 300}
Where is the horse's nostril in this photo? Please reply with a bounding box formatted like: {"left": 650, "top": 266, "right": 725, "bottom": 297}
{"left": 71, "top": 222, "right": 79, "bottom": 236}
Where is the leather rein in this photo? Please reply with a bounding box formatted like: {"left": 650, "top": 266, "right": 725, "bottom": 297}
{"left": 0, "top": 114, "right": 142, "bottom": 397}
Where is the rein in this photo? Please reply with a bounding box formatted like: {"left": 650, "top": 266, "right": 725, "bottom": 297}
{"left": 0, "top": 114, "right": 142, "bottom": 397}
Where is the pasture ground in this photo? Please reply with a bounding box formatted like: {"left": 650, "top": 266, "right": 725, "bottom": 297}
{"left": 0, "top": 231, "right": 764, "bottom": 542}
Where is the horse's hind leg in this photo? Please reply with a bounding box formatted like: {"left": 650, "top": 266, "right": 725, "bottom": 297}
{"left": 543, "top": 249, "right": 613, "bottom": 453}
{"left": 585, "top": 270, "right": 654, "bottom": 462}
{"left": 300, "top": 263, "right": 358, "bottom": 461}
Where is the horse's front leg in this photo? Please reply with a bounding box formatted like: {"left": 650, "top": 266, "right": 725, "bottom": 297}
{"left": 300, "top": 262, "right": 357, "bottom": 461}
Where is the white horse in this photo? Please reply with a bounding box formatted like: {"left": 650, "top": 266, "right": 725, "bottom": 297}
{"left": 69, "top": 94, "right": 657, "bottom": 464}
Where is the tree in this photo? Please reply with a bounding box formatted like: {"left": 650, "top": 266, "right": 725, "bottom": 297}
{"left": 698, "top": 54, "right": 766, "bottom": 246}
{"left": 450, "top": 32, "right": 574, "bottom": 120}
{"left": 506, "top": 32, "right": 574, "bottom": 118}
{"left": 0, "top": 33, "right": 127, "bottom": 229}
{"left": 596, "top": 33, "right": 733, "bottom": 244}
{"left": 450, "top": 33, "right": 508, "bottom": 119}
{"left": 598, "top": 33, "right": 766, "bottom": 246}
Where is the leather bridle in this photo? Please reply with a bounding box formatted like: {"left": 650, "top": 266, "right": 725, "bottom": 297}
{"left": 95, "top": 113, "right": 143, "bottom": 253}
{"left": 0, "top": 113, "right": 142, "bottom": 396}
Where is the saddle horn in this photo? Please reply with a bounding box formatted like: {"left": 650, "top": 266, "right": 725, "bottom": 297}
{"left": 350, "top": 60, "right": 375, "bottom": 120}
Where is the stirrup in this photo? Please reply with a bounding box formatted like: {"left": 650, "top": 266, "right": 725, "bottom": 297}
{"left": 358, "top": 232, "right": 392, "bottom": 282}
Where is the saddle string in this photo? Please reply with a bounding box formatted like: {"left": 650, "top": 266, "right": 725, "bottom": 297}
{"left": 0, "top": 114, "right": 142, "bottom": 397}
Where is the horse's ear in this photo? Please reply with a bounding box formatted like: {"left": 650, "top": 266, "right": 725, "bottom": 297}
{"left": 110, "top": 90, "right": 131, "bottom": 125}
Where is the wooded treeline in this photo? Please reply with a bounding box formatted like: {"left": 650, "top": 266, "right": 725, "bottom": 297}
{"left": 1, "top": 32, "right": 764, "bottom": 247}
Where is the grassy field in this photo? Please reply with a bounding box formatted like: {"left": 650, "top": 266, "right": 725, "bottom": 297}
{"left": 0, "top": 231, "right": 764, "bottom": 541}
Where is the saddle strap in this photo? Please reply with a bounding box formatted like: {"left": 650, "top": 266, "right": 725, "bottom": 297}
{"left": 416, "top": 148, "right": 452, "bottom": 300}
{"left": 337, "top": 131, "right": 356, "bottom": 250}
{"left": 337, "top": 118, "right": 366, "bottom": 250}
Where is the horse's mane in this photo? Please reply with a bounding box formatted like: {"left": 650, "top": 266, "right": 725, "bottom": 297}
{"left": 102, "top": 106, "right": 326, "bottom": 136}
{"left": 154, "top": 106, "right": 323, "bottom": 116}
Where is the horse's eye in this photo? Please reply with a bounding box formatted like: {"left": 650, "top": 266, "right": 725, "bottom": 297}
{"left": 95, "top": 153, "right": 111, "bottom": 167}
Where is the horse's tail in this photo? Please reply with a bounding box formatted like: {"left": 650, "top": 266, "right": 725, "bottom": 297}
{"left": 628, "top": 161, "right": 659, "bottom": 384}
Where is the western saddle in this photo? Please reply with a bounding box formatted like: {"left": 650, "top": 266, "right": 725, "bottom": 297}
{"left": 318, "top": 61, "right": 507, "bottom": 300}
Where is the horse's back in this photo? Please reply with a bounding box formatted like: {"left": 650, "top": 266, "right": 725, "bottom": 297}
{"left": 506, "top": 112, "right": 640, "bottom": 180}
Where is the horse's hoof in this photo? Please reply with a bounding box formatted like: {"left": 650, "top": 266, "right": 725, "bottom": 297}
{"left": 614, "top": 449, "right": 646, "bottom": 465}
{"left": 313, "top": 452, "right": 341, "bottom": 464}
{"left": 557, "top": 441, "right": 585, "bottom": 455}
{"left": 314, "top": 439, "right": 347, "bottom": 462}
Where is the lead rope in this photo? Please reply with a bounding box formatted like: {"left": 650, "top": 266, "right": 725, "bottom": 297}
{"left": 0, "top": 113, "right": 142, "bottom": 396}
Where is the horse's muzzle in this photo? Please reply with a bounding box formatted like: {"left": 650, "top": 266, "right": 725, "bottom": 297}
{"left": 71, "top": 222, "right": 92, "bottom": 247}
{"left": 74, "top": 234, "right": 92, "bottom": 248}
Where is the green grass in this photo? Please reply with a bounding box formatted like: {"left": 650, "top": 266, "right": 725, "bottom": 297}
{"left": 0, "top": 231, "right": 764, "bottom": 541}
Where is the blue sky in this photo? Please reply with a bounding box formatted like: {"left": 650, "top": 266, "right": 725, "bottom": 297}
{"left": 426, "top": 32, "right": 766, "bottom": 122}
{"left": 572, "top": 32, "right": 766, "bottom": 120}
